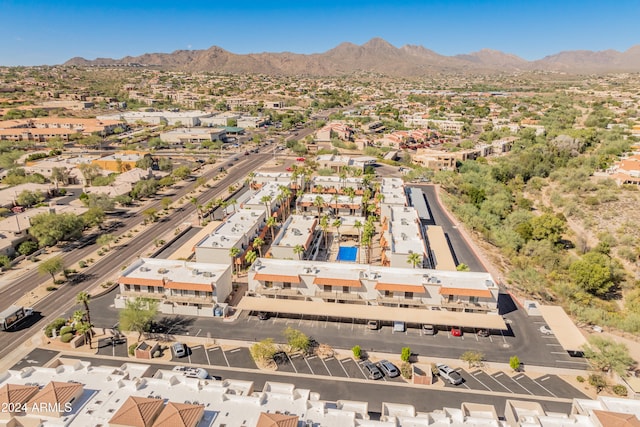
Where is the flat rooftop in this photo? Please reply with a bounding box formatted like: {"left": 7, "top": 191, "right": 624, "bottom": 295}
{"left": 243, "top": 182, "right": 282, "bottom": 207}
{"left": 121, "top": 258, "right": 229, "bottom": 285}
{"left": 272, "top": 215, "right": 317, "bottom": 250}
{"left": 298, "top": 193, "right": 363, "bottom": 206}
{"left": 197, "top": 208, "right": 265, "bottom": 250}
{"left": 389, "top": 206, "right": 425, "bottom": 255}
{"left": 381, "top": 178, "right": 407, "bottom": 205}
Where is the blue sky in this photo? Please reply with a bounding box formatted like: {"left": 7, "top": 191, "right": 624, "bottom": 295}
{"left": 1, "top": 0, "right": 639, "bottom": 66}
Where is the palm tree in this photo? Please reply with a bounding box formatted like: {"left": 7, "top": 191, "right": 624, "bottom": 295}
{"left": 293, "top": 244, "right": 305, "bottom": 260}
{"left": 278, "top": 185, "right": 292, "bottom": 217}
{"left": 320, "top": 215, "right": 330, "bottom": 248}
{"left": 266, "top": 216, "right": 278, "bottom": 242}
{"left": 407, "top": 252, "right": 422, "bottom": 269}
{"left": 332, "top": 218, "right": 343, "bottom": 243}
{"left": 314, "top": 184, "right": 325, "bottom": 194}
{"left": 353, "top": 220, "right": 363, "bottom": 263}
{"left": 76, "top": 321, "right": 93, "bottom": 348}
{"left": 229, "top": 247, "right": 242, "bottom": 277}
{"left": 313, "top": 195, "right": 325, "bottom": 218}
{"left": 261, "top": 195, "right": 272, "bottom": 215}
{"left": 245, "top": 249, "right": 257, "bottom": 266}
{"left": 252, "top": 237, "right": 264, "bottom": 258}
{"left": 76, "top": 291, "right": 91, "bottom": 326}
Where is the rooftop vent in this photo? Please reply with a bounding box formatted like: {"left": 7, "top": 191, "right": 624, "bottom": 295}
{"left": 157, "top": 268, "right": 168, "bottom": 274}
{"left": 140, "top": 267, "right": 150, "bottom": 272}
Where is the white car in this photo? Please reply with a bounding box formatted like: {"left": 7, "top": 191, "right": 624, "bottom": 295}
{"left": 172, "top": 366, "right": 209, "bottom": 379}
{"left": 436, "top": 363, "right": 463, "bottom": 385}
{"left": 539, "top": 325, "right": 553, "bottom": 335}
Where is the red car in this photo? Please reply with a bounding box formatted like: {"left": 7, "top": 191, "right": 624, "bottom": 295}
{"left": 286, "top": 167, "right": 293, "bottom": 172}
{"left": 296, "top": 157, "right": 305, "bottom": 162}
{"left": 450, "top": 327, "right": 462, "bottom": 337}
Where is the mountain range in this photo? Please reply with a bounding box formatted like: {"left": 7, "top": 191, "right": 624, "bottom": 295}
{"left": 64, "top": 38, "right": 640, "bottom": 76}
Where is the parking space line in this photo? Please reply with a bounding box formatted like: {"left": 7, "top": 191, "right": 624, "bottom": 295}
{"left": 204, "top": 347, "right": 211, "bottom": 365}
{"left": 221, "top": 349, "right": 230, "bottom": 367}
{"left": 488, "top": 335, "right": 493, "bottom": 343}
{"left": 471, "top": 371, "right": 493, "bottom": 391}
{"left": 287, "top": 354, "right": 299, "bottom": 373}
{"left": 304, "top": 356, "right": 315, "bottom": 375}
{"left": 337, "top": 359, "right": 351, "bottom": 377}
{"left": 556, "top": 360, "right": 588, "bottom": 364}
{"left": 499, "top": 329, "right": 507, "bottom": 344}
{"left": 489, "top": 373, "right": 513, "bottom": 393}
{"left": 546, "top": 343, "right": 562, "bottom": 346}
{"left": 533, "top": 376, "right": 557, "bottom": 398}
{"left": 453, "top": 369, "right": 470, "bottom": 389}
{"left": 320, "top": 357, "right": 333, "bottom": 376}
{"left": 550, "top": 352, "right": 566, "bottom": 355}
{"left": 355, "top": 361, "right": 367, "bottom": 379}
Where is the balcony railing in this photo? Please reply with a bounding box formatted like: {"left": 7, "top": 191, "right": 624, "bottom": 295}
{"left": 376, "top": 296, "right": 426, "bottom": 307}
{"left": 168, "top": 294, "right": 216, "bottom": 304}
{"left": 315, "top": 291, "right": 362, "bottom": 301}
{"left": 440, "top": 299, "right": 494, "bottom": 312}
{"left": 256, "top": 286, "right": 301, "bottom": 297}
{"left": 121, "top": 291, "right": 165, "bottom": 300}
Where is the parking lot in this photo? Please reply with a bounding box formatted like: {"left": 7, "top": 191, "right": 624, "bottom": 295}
{"left": 171, "top": 344, "right": 257, "bottom": 371}
{"left": 441, "top": 366, "right": 588, "bottom": 399}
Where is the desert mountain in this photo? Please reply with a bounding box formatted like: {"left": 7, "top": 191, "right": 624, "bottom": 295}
{"left": 64, "top": 38, "right": 640, "bottom": 76}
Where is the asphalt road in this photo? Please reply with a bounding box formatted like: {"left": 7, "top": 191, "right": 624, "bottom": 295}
{"left": 0, "top": 150, "right": 275, "bottom": 360}
{"left": 16, "top": 350, "right": 573, "bottom": 418}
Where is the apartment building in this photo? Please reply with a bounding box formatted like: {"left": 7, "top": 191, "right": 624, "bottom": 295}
{"left": 97, "top": 110, "right": 211, "bottom": 126}
{"left": 242, "top": 182, "right": 286, "bottom": 217}
{"left": 23, "top": 155, "right": 98, "bottom": 185}
{"left": 200, "top": 113, "right": 239, "bottom": 127}
{"left": 425, "top": 225, "right": 457, "bottom": 271}
{"left": 91, "top": 150, "right": 147, "bottom": 172}
{"left": 315, "top": 122, "right": 354, "bottom": 142}
{"left": 380, "top": 206, "right": 427, "bottom": 269}
{"left": 379, "top": 178, "right": 407, "bottom": 219}
{"left": 114, "top": 258, "right": 232, "bottom": 317}
{"left": 246, "top": 258, "right": 501, "bottom": 324}
{"left": 310, "top": 176, "right": 364, "bottom": 193}
{"left": 297, "top": 193, "right": 364, "bottom": 217}
{"left": 237, "top": 116, "right": 269, "bottom": 128}
{"left": 248, "top": 172, "right": 293, "bottom": 189}
{"left": 268, "top": 214, "right": 318, "bottom": 259}
{"left": 315, "top": 154, "right": 375, "bottom": 173}
{"left": 195, "top": 208, "right": 267, "bottom": 264}
{"left": 609, "top": 154, "right": 640, "bottom": 186}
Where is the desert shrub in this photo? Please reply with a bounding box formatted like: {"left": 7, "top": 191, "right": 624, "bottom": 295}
{"left": 400, "top": 361, "right": 412, "bottom": 379}
{"left": 46, "top": 286, "right": 57, "bottom": 291}
{"left": 613, "top": 384, "right": 628, "bottom": 396}
{"left": 59, "top": 326, "right": 74, "bottom": 336}
{"left": 576, "top": 375, "right": 585, "bottom": 383}
{"left": 128, "top": 344, "right": 137, "bottom": 356}
{"left": 78, "top": 260, "right": 87, "bottom": 268}
{"left": 44, "top": 318, "right": 67, "bottom": 337}
{"left": 60, "top": 333, "right": 73, "bottom": 343}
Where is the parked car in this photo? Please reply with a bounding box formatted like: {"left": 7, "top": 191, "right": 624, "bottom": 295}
{"left": 172, "top": 342, "right": 187, "bottom": 358}
{"left": 422, "top": 324, "right": 436, "bottom": 335}
{"left": 393, "top": 321, "right": 405, "bottom": 332}
{"left": 477, "top": 329, "right": 490, "bottom": 337}
{"left": 378, "top": 360, "right": 399, "bottom": 378}
{"left": 436, "top": 363, "right": 463, "bottom": 385}
{"left": 257, "top": 312, "right": 270, "bottom": 321}
{"left": 363, "top": 361, "right": 383, "bottom": 380}
{"left": 540, "top": 325, "right": 553, "bottom": 335}
{"left": 296, "top": 157, "right": 305, "bottom": 162}
{"left": 172, "top": 366, "right": 209, "bottom": 379}
{"left": 450, "top": 327, "right": 462, "bottom": 337}
{"left": 367, "top": 320, "right": 379, "bottom": 330}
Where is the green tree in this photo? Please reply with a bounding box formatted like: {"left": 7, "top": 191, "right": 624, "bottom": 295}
{"left": 83, "top": 207, "right": 105, "bottom": 228}
{"left": 76, "top": 291, "right": 92, "bottom": 326}
{"left": 161, "top": 197, "right": 172, "bottom": 210}
{"left": 244, "top": 249, "right": 257, "bottom": 266}
{"left": 401, "top": 347, "right": 412, "bottom": 362}
{"left": 284, "top": 326, "right": 310, "bottom": 353}
{"left": 332, "top": 218, "right": 342, "bottom": 242}
{"left": 252, "top": 237, "right": 264, "bottom": 258}
{"left": 29, "top": 212, "right": 85, "bottom": 247}
{"left": 82, "top": 193, "right": 115, "bottom": 211}
{"left": 77, "top": 163, "right": 103, "bottom": 186}
{"left": 582, "top": 335, "right": 634, "bottom": 376}
{"left": 96, "top": 234, "right": 114, "bottom": 250}
{"left": 135, "top": 154, "right": 154, "bottom": 169}
{"left": 509, "top": 355, "right": 521, "bottom": 372}
{"left": 569, "top": 252, "right": 615, "bottom": 296}
{"left": 461, "top": 351, "right": 484, "bottom": 368}
{"left": 229, "top": 247, "right": 241, "bottom": 276}
{"left": 119, "top": 298, "right": 158, "bottom": 341}
{"left": 38, "top": 255, "right": 64, "bottom": 284}
{"left": 250, "top": 338, "right": 278, "bottom": 364}
{"left": 16, "top": 190, "right": 45, "bottom": 207}
{"left": 76, "top": 321, "right": 93, "bottom": 348}
{"left": 293, "top": 244, "right": 305, "bottom": 260}
{"left": 172, "top": 165, "right": 191, "bottom": 180}
{"left": 588, "top": 374, "right": 608, "bottom": 394}
{"left": 266, "top": 216, "right": 277, "bottom": 242}
{"left": 142, "top": 208, "right": 158, "bottom": 223}
{"left": 407, "top": 252, "right": 422, "bottom": 269}
{"left": 18, "top": 240, "right": 39, "bottom": 256}
{"left": 0, "top": 255, "right": 11, "bottom": 269}
{"left": 131, "top": 179, "right": 159, "bottom": 199}
{"left": 352, "top": 345, "right": 362, "bottom": 359}
{"left": 456, "top": 263, "right": 470, "bottom": 272}
{"left": 530, "top": 213, "right": 566, "bottom": 244}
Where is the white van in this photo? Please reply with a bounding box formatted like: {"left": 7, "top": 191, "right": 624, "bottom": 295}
{"left": 393, "top": 321, "right": 405, "bottom": 332}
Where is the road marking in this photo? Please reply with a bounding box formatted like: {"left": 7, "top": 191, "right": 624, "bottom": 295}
{"left": 489, "top": 373, "right": 513, "bottom": 393}
{"left": 320, "top": 357, "right": 333, "bottom": 376}
{"left": 533, "top": 376, "right": 557, "bottom": 397}
{"left": 556, "top": 360, "right": 589, "bottom": 364}
{"left": 355, "top": 361, "right": 368, "bottom": 379}
{"left": 287, "top": 354, "right": 298, "bottom": 373}
{"left": 195, "top": 329, "right": 202, "bottom": 337}
{"left": 499, "top": 329, "right": 507, "bottom": 344}
{"left": 337, "top": 359, "right": 350, "bottom": 377}
{"left": 546, "top": 343, "right": 562, "bottom": 346}
{"left": 550, "top": 352, "right": 567, "bottom": 355}
{"left": 509, "top": 374, "right": 533, "bottom": 395}
{"left": 304, "top": 357, "right": 315, "bottom": 375}
{"left": 221, "top": 350, "right": 230, "bottom": 367}
{"left": 205, "top": 347, "right": 211, "bottom": 365}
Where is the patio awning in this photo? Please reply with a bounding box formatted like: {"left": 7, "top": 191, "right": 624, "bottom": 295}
{"left": 375, "top": 283, "right": 425, "bottom": 293}
{"left": 313, "top": 277, "right": 362, "bottom": 287}
{"left": 253, "top": 273, "right": 301, "bottom": 284}
{"left": 238, "top": 297, "right": 506, "bottom": 330}
{"left": 439, "top": 287, "right": 493, "bottom": 298}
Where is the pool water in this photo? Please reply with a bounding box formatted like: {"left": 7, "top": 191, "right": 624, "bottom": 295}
{"left": 337, "top": 246, "right": 358, "bottom": 262}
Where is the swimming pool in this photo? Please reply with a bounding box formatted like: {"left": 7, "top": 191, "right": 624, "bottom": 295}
{"left": 337, "top": 246, "right": 358, "bottom": 262}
